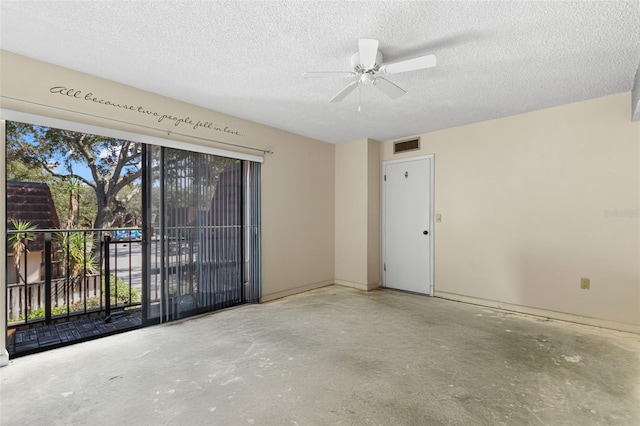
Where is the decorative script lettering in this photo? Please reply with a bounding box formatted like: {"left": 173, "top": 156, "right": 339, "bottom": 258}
{"left": 49, "top": 86, "right": 244, "bottom": 137}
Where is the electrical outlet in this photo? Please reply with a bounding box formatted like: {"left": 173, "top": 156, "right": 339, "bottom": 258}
{"left": 580, "top": 278, "right": 590, "bottom": 290}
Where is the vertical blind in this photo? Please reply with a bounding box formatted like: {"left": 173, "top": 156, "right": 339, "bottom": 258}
{"left": 146, "top": 145, "right": 261, "bottom": 322}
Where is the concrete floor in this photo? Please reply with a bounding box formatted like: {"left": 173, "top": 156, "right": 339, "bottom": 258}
{"left": 1, "top": 285, "right": 639, "bottom": 426}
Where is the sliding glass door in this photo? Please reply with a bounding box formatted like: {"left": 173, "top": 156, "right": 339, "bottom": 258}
{"left": 143, "top": 145, "right": 260, "bottom": 323}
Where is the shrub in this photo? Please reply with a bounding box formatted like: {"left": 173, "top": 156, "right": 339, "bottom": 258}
{"left": 15, "top": 274, "right": 140, "bottom": 321}
{"left": 54, "top": 231, "right": 99, "bottom": 277}
{"left": 101, "top": 274, "right": 140, "bottom": 305}
{"left": 21, "top": 305, "right": 69, "bottom": 320}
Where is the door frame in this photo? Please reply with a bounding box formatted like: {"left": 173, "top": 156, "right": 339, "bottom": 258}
{"left": 381, "top": 154, "right": 435, "bottom": 296}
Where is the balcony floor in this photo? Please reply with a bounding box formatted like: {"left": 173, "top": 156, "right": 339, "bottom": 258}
{"left": 7, "top": 310, "right": 142, "bottom": 357}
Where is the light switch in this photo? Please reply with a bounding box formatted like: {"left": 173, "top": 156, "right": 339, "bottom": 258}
{"left": 436, "top": 213, "right": 442, "bottom": 222}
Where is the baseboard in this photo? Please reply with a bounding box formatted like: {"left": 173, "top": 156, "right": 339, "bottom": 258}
{"left": 260, "top": 280, "right": 334, "bottom": 303}
{"left": 435, "top": 291, "right": 640, "bottom": 335}
{"left": 334, "top": 280, "right": 380, "bottom": 291}
{"left": 0, "top": 349, "right": 9, "bottom": 367}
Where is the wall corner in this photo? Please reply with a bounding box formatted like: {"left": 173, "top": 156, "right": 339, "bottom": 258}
{"left": 632, "top": 60, "right": 640, "bottom": 121}
{"left": 366, "top": 138, "right": 382, "bottom": 287}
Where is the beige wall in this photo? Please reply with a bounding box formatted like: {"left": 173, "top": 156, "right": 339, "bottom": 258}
{"left": 334, "top": 138, "right": 380, "bottom": 290}
{"left": 1, "top": 49, "right": 638, "bottom": 340}
{"left": 7, "top": 252, "right": 43, "bottom": 284}
{"left": 335, "top": 139, "right": 368, "bottom": 287}
{"left": 366, "top": 139, "right": 381, "bottom": 287}
{"left": 261, "top": 131, "right": 335, "bottom": 299}
{"left": 0, "top": 50, "right": 335, "bottom": 304}
{"left": 382, "top": 93, "right": 640, "bottom": 330}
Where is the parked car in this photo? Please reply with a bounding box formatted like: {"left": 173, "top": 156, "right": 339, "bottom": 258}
{"left": 112, "top": 228, "right": 142, "bottom": 242}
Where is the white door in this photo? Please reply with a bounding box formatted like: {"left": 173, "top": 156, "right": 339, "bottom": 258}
{"left": 383, "top": 156, "right": 433, "bottom": 295}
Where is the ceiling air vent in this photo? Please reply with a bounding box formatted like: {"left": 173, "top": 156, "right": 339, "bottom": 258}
{"left": 394, "top": 138, "right": 420, "bottom": 154}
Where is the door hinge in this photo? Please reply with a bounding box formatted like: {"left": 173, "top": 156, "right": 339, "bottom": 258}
{"left": 384, "top": 174, "right": 386, "bottom": 181}
{"left": 383, "top": 263, "right": 386, "bottom": 271}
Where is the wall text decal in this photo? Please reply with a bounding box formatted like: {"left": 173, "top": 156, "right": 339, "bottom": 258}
{"left": 49, "top": 86, "right": 244, "bottom": 137}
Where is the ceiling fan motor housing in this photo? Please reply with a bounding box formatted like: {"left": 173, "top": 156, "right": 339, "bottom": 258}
{"left": 351, "top": 51, "right": 383, "bottom": 73}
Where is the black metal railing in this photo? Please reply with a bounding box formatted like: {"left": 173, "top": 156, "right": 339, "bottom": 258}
{"left": 6, "top": 228, "right": 142, "bottom": 327}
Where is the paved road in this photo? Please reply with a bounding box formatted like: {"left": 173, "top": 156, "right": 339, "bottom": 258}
{"left": 109, "top": 242, "right": 143, "bottom": 289}
{"left": 107, "top": 241, "right": 195, "bottom": 291}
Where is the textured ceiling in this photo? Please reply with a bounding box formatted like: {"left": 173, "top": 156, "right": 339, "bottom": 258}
{"left": 1, "top": 1, "right": 639, "bottom": 144}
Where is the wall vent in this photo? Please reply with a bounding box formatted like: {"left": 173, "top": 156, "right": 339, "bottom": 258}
{"left": 394, "top": 138, "right": 420, "bottom": 154}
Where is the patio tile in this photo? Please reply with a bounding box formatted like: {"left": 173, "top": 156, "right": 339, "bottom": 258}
{"left": 57, "top": 329, "right": 82, "bottom": 342}
{"left": 14, "top": 330, "right": 39, "bottom": 352}
{"left": 14, "top": 341, "right": 40, "bottom": 352}
{"left": 7, "top": 310, "right": 142, "bottom": 357}
{"left": 54, "top": 322, "right": 76, "bottom": 331}
{"left": 94, "top": 322, "right": 118, "bottom": 333}
{"left": 14, "top": 329, "right": 37, "bottom": 344}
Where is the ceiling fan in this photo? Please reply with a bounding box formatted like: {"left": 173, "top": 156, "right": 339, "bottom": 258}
{"left": 304, "top": 38, "right": 437, "bottom": 104}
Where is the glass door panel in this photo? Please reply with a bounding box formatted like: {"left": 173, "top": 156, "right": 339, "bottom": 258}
{"left": 143, "top": 145, "right": 246, "bottom": 323}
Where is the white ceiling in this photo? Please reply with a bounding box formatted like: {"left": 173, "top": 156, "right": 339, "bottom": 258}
{"left": 1, "top": 1, "right": 639, "bottom": 144}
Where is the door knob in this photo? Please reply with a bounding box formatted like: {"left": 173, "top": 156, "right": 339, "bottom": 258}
{"left": 423, "top": 230, "right": 429, "bottom": 235}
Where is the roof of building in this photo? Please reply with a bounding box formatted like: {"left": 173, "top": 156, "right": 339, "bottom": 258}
{"left": 6, "top": 181, "right": 60, "bottom": 252}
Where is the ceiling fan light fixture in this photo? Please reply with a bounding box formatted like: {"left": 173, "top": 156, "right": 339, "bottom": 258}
{"left": 360, "top": 73, "right": 375, "bottom": 84}
{"left": 305, "top": 38, "right": 437, "bottom": 104}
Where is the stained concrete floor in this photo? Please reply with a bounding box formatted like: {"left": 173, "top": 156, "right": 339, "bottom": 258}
{"left": 1, "top": 285, "right": 639, "bottom": 426}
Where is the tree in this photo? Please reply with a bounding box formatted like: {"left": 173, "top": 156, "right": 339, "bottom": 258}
{"left": 6, "top": 121, "right": 142, "bottom": 231}
{"left": 7, "top": 219, "right": 37, "bottom": 284}
{"left": 58, "top": 231, "right": 98, "bottom": 277}
{"left": 147, "top": 146, "right": 239, "bottom": 230}
{"left": 5, "top": 158, "right": 49, "bottom": 183}
{"left": 5, "top": 153, "right": 97, "bottom": 228}
{"left": 49, "top": 179, "right": 97, "bottom": 229}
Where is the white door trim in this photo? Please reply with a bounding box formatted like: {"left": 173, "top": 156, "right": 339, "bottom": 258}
{"left": 382, "top": 154, "right": 435, "bottom": 295}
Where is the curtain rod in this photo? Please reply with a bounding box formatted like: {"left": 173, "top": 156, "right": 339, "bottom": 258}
{"left": 0, "top": 95, "right": 274, "bottom": 155}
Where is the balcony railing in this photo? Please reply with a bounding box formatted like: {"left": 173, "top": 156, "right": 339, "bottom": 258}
{"left": 6, "top": 228, "right": 142, "bottom": 327}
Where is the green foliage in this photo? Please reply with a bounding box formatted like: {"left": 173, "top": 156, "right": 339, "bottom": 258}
{"left": 6, "top": 122, "right": 142, "bottom": 185}
{"left": 7, "top": 219, "right": 38, "bottom": 284}
{"left": 54, "top": 231, "right": 99, "bottom": 278}
{"left": 15, "top": 274, "right": 140, "bottom": 321}
{"left": 6, "top": 121, "right": 142, "bottom": 230}
{"left": 67, "top": 232, "right": 99, "bottom": 275}
{"left": 8, "top": 219, "right": 37, "bottom": 246}
{"left": 21, "top": 305, "right": 69, "bottom": 321}
{"left": 49, "top": 177, "right": 98, "bottom": 229}
{"left": 6, "top": 160, "right": 49, "bottom": 183}
{"left": 101, "top": 274, "right": 140, "bottom": 306}
{"left": 152, "top": 146, "right": 240, "bottom": 210}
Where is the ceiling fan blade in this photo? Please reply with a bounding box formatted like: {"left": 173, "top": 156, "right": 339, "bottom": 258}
{"left": 372, "top": 77, "right": 406, "bottom": 99}
{"left": 358, "top": 38, "right": 379, "bottom": 69}
{"left": 303, "top": 71, "right": 356, "bottom": 78}
{"left": 379, "top": 53, "right": 437, "bottom": 74}
{"left": 329, "top": 81, "right": 359, "bottom": 103}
